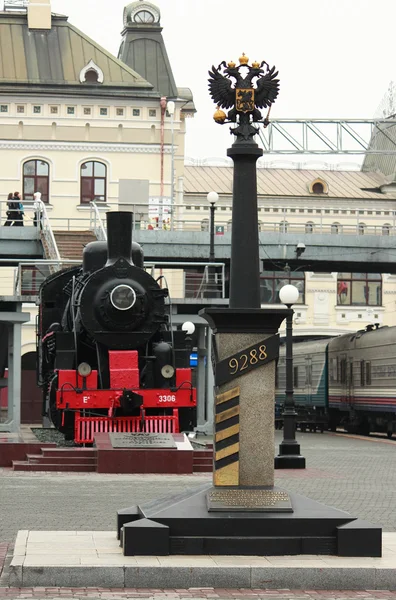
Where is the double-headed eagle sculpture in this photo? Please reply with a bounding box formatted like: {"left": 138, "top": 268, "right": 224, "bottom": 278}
{"left": 208, "top": 53, "right": 279, "bottom": 141}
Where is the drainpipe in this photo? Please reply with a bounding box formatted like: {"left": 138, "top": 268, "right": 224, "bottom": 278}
{"left": 159, "top": 97, "right": 167, "bottom": 229}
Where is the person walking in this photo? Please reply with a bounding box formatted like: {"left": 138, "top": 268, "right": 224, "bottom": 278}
{"left": 33, "top": 191, "right": 43, "bottom": 229}
{"left": 13, "top": 192, "right": 24, "bottom": 227}
{"left": 4, "top": 192, "right": 15, "bottom": 226}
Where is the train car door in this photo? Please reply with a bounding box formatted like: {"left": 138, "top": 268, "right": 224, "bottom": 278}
{"left": 305, "top": 357, "right": 312, "bottom": 405}
{"left": 347, "top": 358, "right": 354, "bottom": 406}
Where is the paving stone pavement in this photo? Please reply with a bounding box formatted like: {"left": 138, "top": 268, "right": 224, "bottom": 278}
{"left": 1, "top": 432, "right": 396, "bottom": 599}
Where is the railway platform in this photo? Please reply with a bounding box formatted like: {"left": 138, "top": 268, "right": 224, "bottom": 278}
{"left": 1, "top": 432, "right": 396, "bottom": 597}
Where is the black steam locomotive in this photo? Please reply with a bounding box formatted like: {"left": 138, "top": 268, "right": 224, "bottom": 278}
{"left": 37, "top": 211, "right": 196, "bottom": 443}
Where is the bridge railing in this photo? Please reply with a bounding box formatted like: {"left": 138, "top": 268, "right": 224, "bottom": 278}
{"left": 13, "top": 259, "right": 227, "bottom": 300}
{"left": 1, "top": 199, "right": 394, "bottom": 237}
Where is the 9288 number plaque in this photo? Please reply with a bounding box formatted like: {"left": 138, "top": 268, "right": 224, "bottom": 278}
{"left": 214, "top": 334, "right": 279, "bottom": 387}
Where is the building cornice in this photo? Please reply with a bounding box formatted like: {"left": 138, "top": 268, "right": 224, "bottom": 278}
{"left": 0, "top": 140, "right": 172, "bottom": 154}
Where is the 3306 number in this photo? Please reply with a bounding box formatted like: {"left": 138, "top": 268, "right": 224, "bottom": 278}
{"left": 228, "top": 345, "right": 268, "bottom": 376}
{"left": 158, "top": 395, "right": 176, "bottom": 403}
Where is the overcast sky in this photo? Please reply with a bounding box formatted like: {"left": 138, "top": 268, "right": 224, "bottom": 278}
{"left": 49, "top": 0, "right": 396, "bottom": 164}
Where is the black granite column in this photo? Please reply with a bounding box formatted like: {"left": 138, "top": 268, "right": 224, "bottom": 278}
{"left": 227, "top": 143, "right": 263, "bottom": 309}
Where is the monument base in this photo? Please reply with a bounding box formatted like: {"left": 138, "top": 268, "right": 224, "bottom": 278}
{"left": 118, "top": 484, "right": 381, "bottom": 558}
{"left": 95, "top": 433, "right": 193, "bottom": 474}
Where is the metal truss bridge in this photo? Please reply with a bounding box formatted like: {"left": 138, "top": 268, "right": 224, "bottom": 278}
{"left": 258, "top": 119, "right": 396, "bottom": 155}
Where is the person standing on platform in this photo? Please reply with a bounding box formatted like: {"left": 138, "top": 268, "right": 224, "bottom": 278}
{"left": 4, "top": 193, "right": 15, "bottom": 226}
{"left": 33, "top": 192, "right": 43, "bottom": 229}
{"left": 13, "top": 192, "right": 24, "bottom": 227}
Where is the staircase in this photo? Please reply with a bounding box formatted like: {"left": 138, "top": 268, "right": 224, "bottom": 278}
{"left": 192, "top": 448, "right": 213, "bottom": 473}
{"left": 53, "top": 231, "right": 97, "bottom": 261}
{"left": 12, "top": 447, "right": 97, "bottom": 472}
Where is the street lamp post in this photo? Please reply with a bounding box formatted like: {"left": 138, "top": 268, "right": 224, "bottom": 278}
{"left": 206, "top": 192, "right": 218, "bottom": 297}
{"left": 275, "top": 284, "right": 306, "bottom": 469}
{"left": 166, "top": 100, "right": 175, "bottom": 231}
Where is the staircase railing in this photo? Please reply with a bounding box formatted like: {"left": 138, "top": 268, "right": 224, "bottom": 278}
{"left": 37, "top": 200, "right": 61, "bottom": 263}
{"left": 89, "top": 202, "right": 107, "bottom": 241}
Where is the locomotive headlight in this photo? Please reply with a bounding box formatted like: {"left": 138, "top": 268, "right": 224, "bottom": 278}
{"left": 78, "top": 362, "right": 92, "bottom": 378}
{"left": 110, "top": 285, "right": 136, "bottom": 311}
{"left": 161, "top": 364, "right": 175, "bottom": 379}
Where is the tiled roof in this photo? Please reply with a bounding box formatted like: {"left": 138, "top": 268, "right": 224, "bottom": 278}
{"left": 183, "top": 166, "right": 388, "bottom": 200}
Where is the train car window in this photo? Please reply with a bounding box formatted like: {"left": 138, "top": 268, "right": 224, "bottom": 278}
{"left": 330, "top": 357, "right": 338, "bottom": 382}
{"left": 349, "top": 362, "right": 354, "bottom": 385}
{"left": 360, "top": 360, "right": 365, "bottom": 387}
{"left": 293, "top": 366, "right": 299, "bottom": 388}
{"left": 305, "top": 364, "right": 312, "bottom": 386}
{"left": 340, "top": 357, "right": 347, "bottom": 384}
{"left": 366, "top": 362, "right": 372, "bottom": 386}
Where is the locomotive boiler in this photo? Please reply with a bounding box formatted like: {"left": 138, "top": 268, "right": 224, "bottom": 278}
{"left": 37, "top": 211, "right": 196, "bottom": 443}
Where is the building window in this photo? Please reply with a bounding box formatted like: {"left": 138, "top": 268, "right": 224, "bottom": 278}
{"left": 50, "top": 106, "right": 58, "bottom": 114}
{"left": 227, "top": 220, "right": 232, "bottom": 232}
{"left": 382, "top": 223, "right": 391, "bottom": 236}
{"left": 201, "top": 219, "right": 209, "bottom": 232}
{"left": 17, "top": 105, "right": 25, "bottom": 113}
{"left": 116, "top": 108, "right": 124, "bottom": 116}
{"left": 260, "top": 271, "right": 305, "bottom": 304}
{"left": 279, "top": 220, "right": 288, "bottom": 233}
{"left": 149, "top": 109, "right": 157, "bottom": 118}
{"left": 100, "top": 108, "right": 108, "bottom": 116}
{"left": 23, "top": 160, "right": 50, "bottom": 203}
{"left": 80, "top": 161, "right": 107, "bottom": 204}
{"left": 84, "top": 107, "right": 92, "bottom": 115}
{"left": 85, "top": 69, "right": 99, "bottom": 83}
{"left": 337, "top": 273, "right": 382, "bottom": 306}
{"left": 33, "top": 106, "right": 41, "bottom": 114}
{"left": 312, "top": 182, "right": 324, "bottom": 194}
{"left": 331, "top": 222, "right": 342, "bottom": 234}
{"left": 305, "top": 221, "right": 314, "bottom": 234}
{"left": 358, "top": 222, "right": 366, "bottom": 235}
{"left": 67, "top": 107, "right": 75, "bottom": 115}
{"left": 0, "top": 105, "right": 8, "bottom": 113}
{"left": 133, "top": 108, "right": 141, "bottom": 117}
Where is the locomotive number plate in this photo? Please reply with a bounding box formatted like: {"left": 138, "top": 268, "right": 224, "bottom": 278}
{"left": 109, "top": 433, "right": 177, "bottom": 449}
{"left": 158, "top": 394, "right": 176, "bottom": 403}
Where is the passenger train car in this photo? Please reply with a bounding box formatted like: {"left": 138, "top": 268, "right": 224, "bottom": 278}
{"left": 276, "top": 325, "right": 396, "bottom": 437}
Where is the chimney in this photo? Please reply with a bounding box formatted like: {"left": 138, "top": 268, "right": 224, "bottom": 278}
{"left": 28, "top": 0, "right": 51, "bottom": 30}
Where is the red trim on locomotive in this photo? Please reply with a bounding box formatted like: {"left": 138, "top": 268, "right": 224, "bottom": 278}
{"left": 56, "top": 350, "right": 196, "bottom": 414}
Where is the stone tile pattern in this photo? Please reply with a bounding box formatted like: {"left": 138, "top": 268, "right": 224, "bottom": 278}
{"left": 2, "top": 432, "right": 396, "bottom": 544}
{"left": 1, "top": 590, "right": 396, "bottom": 600}
{"left": 6, "top": 531, "right": 396, "bottom": 590}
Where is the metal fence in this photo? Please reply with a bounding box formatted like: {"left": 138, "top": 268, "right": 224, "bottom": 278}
{"left": 13, "top": 260, "right": 227, "bottom": 300}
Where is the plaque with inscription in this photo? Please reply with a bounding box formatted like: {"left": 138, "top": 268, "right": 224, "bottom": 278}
{"left": 109, "top": 433, "right": 177, "bottom": 449}
{"left": 206, "top": 487, "right": 293, "bottom": 512}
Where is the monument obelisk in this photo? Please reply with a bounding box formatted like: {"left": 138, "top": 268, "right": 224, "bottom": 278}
{"left": 117, "top": 53, "right": 382, "bottom": 558}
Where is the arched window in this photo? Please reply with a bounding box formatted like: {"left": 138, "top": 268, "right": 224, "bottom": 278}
{"left": 84, "top": 69, "right": 99, "bottom": 83}
{"left": 305, "top": 221, "right": 314, "bottom": 234}
{"left": 382, "top": 223, "right": 391, "bottom": 236}
{"left": 279, "top": 220, "right": 288, "bottom": 233}
{"left": 80, "top": 161, "right": 107, "bottom": 204}
{"left": 312, "top": 182, "right": 324, "bottom": 194}
{"left": 201, "top": 218, "right": 209, "bottom": 232}
{"left": 227, "top": 219, "right": 232, "bottom": 232}
{"left": 331, "top": 222, "right": 342, "bottom": 234}
{"left": 258, "top": 221, "right": 263, "bottom": 232}
{"left": 23, "top": 160, "right": 49, "bottom": 203}
{"left": 358, "top": 222, "right": 366, "bottom": 235}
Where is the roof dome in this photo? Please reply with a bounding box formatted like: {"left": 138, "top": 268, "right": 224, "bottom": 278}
{"left": 123, "top": 1, "right": 161, "bottom": 27}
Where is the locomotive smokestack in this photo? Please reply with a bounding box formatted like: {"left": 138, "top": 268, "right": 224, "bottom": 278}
{"left": 106, "top": 211, "right": 133, "bottom": 266}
